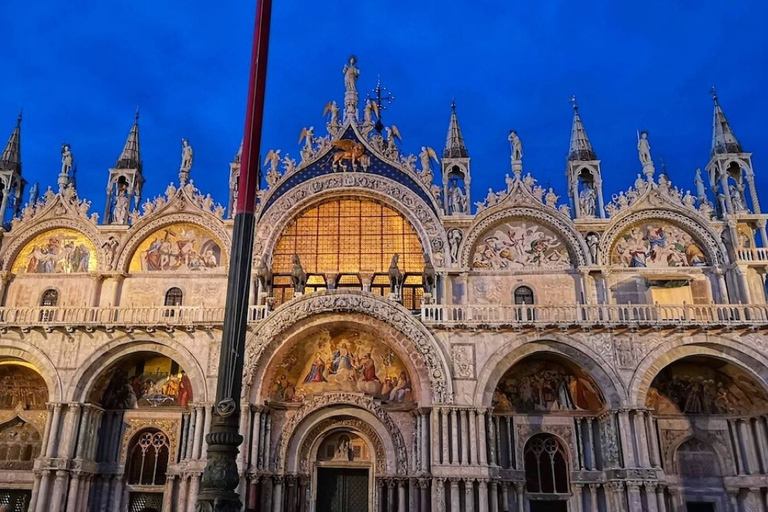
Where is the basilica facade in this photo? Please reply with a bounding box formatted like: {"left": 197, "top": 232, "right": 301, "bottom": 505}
{"left": 0, "top": 59, "right": 767, "bottom": 512}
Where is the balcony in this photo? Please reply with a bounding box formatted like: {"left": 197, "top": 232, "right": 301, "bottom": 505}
{"left": 736, "top": 248, "right": 768, "bottom": 262}
{"left": 421, "top": 303, "right": 768, "bottom": 328}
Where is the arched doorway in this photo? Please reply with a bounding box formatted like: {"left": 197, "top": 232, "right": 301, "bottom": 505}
{"left": 0, "top": 362, "right": 48, "bottom": 509}
{"left": 314, "top": 429, "right": 374, "bottom": 512}
{"left": 646, "top": 355, "right": 768, "bottom": 510}
{"left": 524, "top": 434, "right": 570, "bottom": 512}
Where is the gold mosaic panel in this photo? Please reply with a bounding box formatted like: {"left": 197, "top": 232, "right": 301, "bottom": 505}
{"left": 129, "top": 222, "right": 224, "bottom": 272}
{"left": 12, "top": 228, "right": 96, "bottom": 274}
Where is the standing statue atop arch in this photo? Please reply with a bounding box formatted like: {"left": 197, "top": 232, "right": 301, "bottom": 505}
{"left": 508, "top": 130, "right": 523, "bottom": 161}
{"left": 61, "top": 144, "right": 73, "bottom": 176}
{"left": 180, "top": 138, "right": 194, "bottom": 181}
{"left": 343, "top": 55, "right": 360, "bottom": 94}
{"left": 637, "top": 131, "right": 652, "bottom": 166}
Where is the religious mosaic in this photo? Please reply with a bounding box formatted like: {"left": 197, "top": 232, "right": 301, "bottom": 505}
{"left": 268, "top": 328, "right": 414, "bottom": 404}
{"left": 612, "top": 221, "right": 707, "bottom": 268}
{"left": 0, "top": 365, "right": 48, "bottom": 411}
{"left": 493, "top": 358, "right": 604, "bottom": 413}
{"left": 317, "top": 432, "right": 371, "bottom": 463}
{"left": 129, "top": 222, "right": 223, "bottom": 272}
{"left": 11, "top": 228, "right": 96, "bottom": 274}
{"left": 471, "top": 220, "right": 570, "bottom": 270}
{"left": 646, "top": 358, "right": 768, "bottom": 415}
{"left": 96, "top": 354, "right": 192, "bottom": 409}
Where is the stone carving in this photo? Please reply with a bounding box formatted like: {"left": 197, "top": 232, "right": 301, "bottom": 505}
{"left": 612, "top": 221, "right": 707, "bottom": 268}
{"left": 329, "top": 139, "right": 367, "bottom": 172}
{"left": 448, "top": 228, "right": 462, "bottom": 265}
{"left": 264, "top": 149, "right": 282, "bottom": 188}
{"left": 120, "top": 418, "right": 179, "bottom": 464}
{"left": 598, "top": 415, "right": 620, "bottom": 467}
{"left": 388, "top": 254, "right": 404, "bottom": 297}
{"left": 343, "top": 55, "right": 359, "bottom": 94}
{"left": 613, "top": 337, "right": 638, "bottom": 369}
{"left": 244, "top": 290, "right": 452, "bottom": 403}
{"left": 637, "top": 131, "right": 652, "bottom": 166}
{"left": 290, "top": 253, "right": 307, "bottom": 294}
{"left": 579, "top": 185, "right": 596, "bottom": 217}
{"left": 298, "top": 418, "right": 387, "bottom": 474}
{"left": 422, "top": 253, "right": 436, "bottom": 296}
{"left": 451, "top": 344, "right": 475, "bottom": 380}
{"left": 447, "top": 179, "right": 468, "bottom": 215}
{"left": 730, "top": 183, "right": 746, "bottom": 212}
{"left": 180, "top": 138, "right": 193, "bottom": 182}
{"left": 60, "top": 144, "right": 73, "bottom": 177}
{"left": 471, "top": 220, "right": 571, "bottom": 270}
{"left": 585, "top": 232, "right": 599, "bottom": 264}
{"left": 275, "top": 392, "right": 407, "bottom": 474}
{"left": 508, "top": 130, "right": 523, "bottom": 161}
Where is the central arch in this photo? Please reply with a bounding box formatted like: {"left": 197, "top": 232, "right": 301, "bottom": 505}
{"left": 244, "top": 290, "right": 453, "bottom": 404}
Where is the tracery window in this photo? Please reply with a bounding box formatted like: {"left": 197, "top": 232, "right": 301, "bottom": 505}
{"left": 126, "top": 430, "right": 170, "bottom": 486}
{"left": 524, "top": 434, "right": 569, "bottom": 494}
{"left": 271, "top": 198, "right": 425, "bottom": 307}
{"left": 0, "top": 419, "right": 41, "bottom": 470}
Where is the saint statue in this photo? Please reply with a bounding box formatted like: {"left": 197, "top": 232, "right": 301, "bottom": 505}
{"left": 61, "top": 144, "right": 73, "bottom": 176}
{"left": 180, "top": 138, "right": 194, "bottom": 173}
{"left": 508, "top": 130, "right": 523, "bottom": 161}
{"left": 29, "top": 182, "right": 39, "bottom": 205}
{"left": 343, "top": 55, "right": 359, "bottom": 94}
{"left": 448, "top": 229, "right": 462, "bottom": 264}
{"left": 637, "top": 131, "right": 652, "bottom": 165}
{"left": 579, "top": 185, "right": 596, "bottom": 217}
{"left": 113, "top": 191, "right": 130, "bottom": 224}
{"left": 730, "top": 184, "right": 746, "bottom": 212}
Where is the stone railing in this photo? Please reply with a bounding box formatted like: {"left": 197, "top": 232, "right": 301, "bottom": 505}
{"left": 421, "top": 303, "right": 768, "bottom": 328}
{"left": 0, "top": 306, "right": 233, "bottom": 329}
{"left": 736, "top": 248, "right": 768, "bottom": 262}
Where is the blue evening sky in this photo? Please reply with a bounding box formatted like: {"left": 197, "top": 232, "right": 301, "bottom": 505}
{"left": 1, "top": 1, "right": 766, "bottom": 214}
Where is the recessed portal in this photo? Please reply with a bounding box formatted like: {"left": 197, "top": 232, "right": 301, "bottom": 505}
{"left": 686, "top": 502, "right": 716, "bottom": 512}
{"left": 316, "top": 467, "right": 369, "bottom": 512}
{"left": 529, "top": 500, "right": 568, "bottom": 512}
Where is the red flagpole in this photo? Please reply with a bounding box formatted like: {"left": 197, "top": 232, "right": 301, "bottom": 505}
{"left": 197, "top": 0, "right": 272, "bottom": 509}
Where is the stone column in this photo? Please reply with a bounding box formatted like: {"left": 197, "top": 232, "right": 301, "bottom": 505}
{"left": 35, "top": 470, "right": 51, "bottom": 512}
{"left": 633, "top": 411, "right": 651, "bottom": 467}
{"left": 574, "top": 418, "right": 584, "bottom": 470}
{"left": 421, "top": 411, "right": 430, "bottom": 472}
{"left": 88, "top": 273, "right": 104, "bottom": 307}
{"left": 386, "top": 479, "right": 395, "bottom": 512}
{"left": 250, "top": 408, "right": 262, "bottom": 470}
{"left": 477, "top": 410, "right": 488, "bottom": 466}
{"left": 477, "top": 479, "right": 488, "bottom": 512}
{"left": 28, "top": 472, "right": 42, "bottom": 512}
{"left": 418, "top": 478, "right": 430, "bottom": 512}
{"left": 715, "top": 269, "right": 730, "bottom": 304}
{"left": 272, "top": 476, "right": 284, "bottom": 512}
{"left": 398, "top": 479, "right": 407, "bottom": 512}
{"left": 460, "top": 409, "right": 469, "bottom": 465}
{"left": 728, "top": 419, "right": 745, "bottom": 474}
{"left": 668, "top": 487, "right": 684, "bottom": 512}
{"left": 626, "top": 482, "right": 641, "bottom": 512}
{"left": 645, "top": 484, "right": 659, "bottom": 512}
{"left": 585, "top": 418, "right": 596, "bottom": 470}
{"left": 238, "top": 404, "right": 251, "bottom": 467}
{"left": 408, "top": 478, "right": 417, "bottom": 512}
{"left": 655, "top": 485, "right": 667, "bottom": 512}
{"left": 616, "top": 410, "right": 636, "bottom": 468}
{"left": 756, "top": 416, "right": 768, "bottom": 472}
{"left": 434, "top": 477, "right": 446, "bottom": 512}
{"left": 449, "top": 478, "right": 460, "bottom": 512}
{"left": 500, "top": 482, "right": 510, "bottom": 512}
{"left": 202, "top": 402, "right": 213, "bottom": 459}
{"left": 514, "top": 482, "right": 524, "bottom": 512}
{"left": 489, "top": 481, "right": 499, "bottom": 512}
{"left": 571, "top": 484, "right": 583, "bottom": 512}
{"left": 739, "top": 418, "right": 759, "bottom": 474}
{"left": 441, "top": 408, "right": 450, "bottom": 464}
{"left": 505, "top": 416, "right": 513, "bottom": 469}
{"left": 468, "top": 409, "right": 477, "bottom": 465}
{"left": 162, "top": 476, "right": 174, "bottom": 512}
{"left": 188, "top": 474, "right": 201, "bottom": 512}
{"left": 50, "top": 470, "right": 68, "bottom": 512}
{"left": 588, "top": 484, "right": 600, "bottom": 512}
{"left": 178, "top": 475, "right": 189, "bottom": 512}
{"left": 726, "top": 489, "right": 738, "bottom": 512}
{"left": 450, "top": 409, "right": 459, "bottom": 465}
{"left": 645, "top": 411, "right": 661, "bottom": 468}
{"left": 46, "top": 403, "right": 63, "bottom": 458}
{"left": 465, "top": 479, "right": 475, "bottom": 512}
{"left": 431, "top": 408, "right": 440, "bottom": 467}
{"left": 286, "top": 476, "right": 298, "bottom": 512}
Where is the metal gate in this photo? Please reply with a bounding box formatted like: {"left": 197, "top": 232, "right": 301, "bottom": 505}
{"left": 316, "top": 468, "right": 369, "bottom": 512}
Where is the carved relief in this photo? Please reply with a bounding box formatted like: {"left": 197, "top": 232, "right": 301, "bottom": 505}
{"left": 471, "top": 220, "right": 571, "bottom": 270}
{"left": 451, "top": 344, "right": 475, "bottom": 380}
{"left": 298, "top": 417, "right": 386, "bottom": 474}
{"left": 611, "top": 221, "right": 707, "bottom": 268}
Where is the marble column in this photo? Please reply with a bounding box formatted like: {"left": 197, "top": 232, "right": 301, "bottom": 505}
{"left": 461, "top": 409, "right": 469, "bottom": 465}
{"left": 571, "top": 484, "right": 583, "bottom": 512}
{"left": 251, "top": 408, "right": 262, "bottom": 470}
{"left": 739, "top": 418, "right": 759, "bottom": 474}
{"left": 202, "top": 403, "right": 213, "bottom": 459}
{"left": 726, "top": 489, "right": 739, "bottom": 512}
{"left": 192, "top": 405, "right": 204, "bottom": 459}
{"left": 398, "top": 479, "right": 407, "bottom": 512}
{"left": 111, "top": 476, "right": 124, "bottom": 512}
{"left": 626, "top": 482, "right": 641, "bottom": 512}
{"left": 408, "top": 478, "right": 417, "bottom": 512}
{"left": 586, "top": 418, "right": 596, "bottom": 470}
{"left": 477, "top": 479, "right": 488, "bottom": 512}
{"left": 35, "top": 470, "right": 51, "bottom": 512}
{"left": 645, "top": 411, "right": 661, "bottom": 468}
{"left": 588, "top": 484, "right": 600, "bottom": 512}
{"left": 728, "top": 419, "right": 745, "bottom": 474}
{"left": 435, "top": 478, "right": 446, "bottom": 512}
{"left": 465, "top": 479, "right": 475, "bottom": 512}
{"left": 238, "top": 404, "right": 251, "bottom": 467}
{"left": 419, "top": 478, "right": 430, "bottom": 512}
{"left": 500, "top": 482, "right": 510, "bottom": 512}
{"left": 757, "top": 416, "right": 768, "bottom": 472}
{"left": 477, "top": 410, "right": 488, "bottom": 466}
{"left": 272, "top": 476, "right": 284, "bottom": 512}
{"left": 450, "top": 409, "right": 459, "bottom": 465}
{"left": 28, "top": 471, "right": 41, "bottom": 512}
{"left": 188, "top": 474, "right": 201, "bottom": 512}
{"left": 449, "top": 478, "right": 460, "bottom": 512}
{"left": 468, "top": 409, "right": 477, "bottom": 465}
{"left": 616, "top": 410, "right": 636, "bottom": 468}
{"left": 505, "top": 416, "right": 513, "bottom": 469}
{"left": 441, "top": 408, "right": 450, "bottom": 464}
{"left": 489, "top": 481, "right": 499, "bottom": 512}
{"left": 286, "top": 476, "right": 298, "bottom": 512}
{"left": 633, "top": 411, "right": 651, "bottom": 467}
{"left": 421, "top": 412, "right": 430, "bottom": 472}
{"left": 645, "top": 484, "right": 659, "bottom": 512}
{"left": 514, "top": 482, "right": 524, "bottom": 512}
{"left": 50, "top": 470, "right": 68, "bottom": 512}
{"left": 178, "top": 475, "right": 189, "bottom": 512}
{"left": 655, "top": 485, "right": 667, "bottom": 512}
{"left": 431, "top": 408, "right": 440, "bottom": 467}
{"left": 574, "top": 418, "right": 584, "bottom": 470}
{"left": 387, "top": 479, "right": 396, "bottom": 512}
{"left": 46, "top": 403, "right": 63, "bottom": 458}
{"left": 162, "top": 476, "right": 174, "bottom": 512}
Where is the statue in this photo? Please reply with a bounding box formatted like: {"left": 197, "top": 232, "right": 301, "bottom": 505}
{"left": 343, "top": 55, "right": 360, "bottom": 93}
{"left": 508, "top": 130, "right": 523, "bottom": 161}
{"left": 634, "top": 173, "right": 647, "bottom": 193}
{"left": 730, "top": 184, "right": 746, "bottom": 212}
{"left": 323, "top": 101, "right": 339, "bottom": 127}
{"left": 256, "top": 255, "right": 274, "bottom": 299}
{"left": 586, "top": 232, "right": 599, "bottom": 264}
{"left": 101, "top": 237, "right": 119, "bottom": 270}
{"left": 61, "top": 144, "right": 73, "bottom": 176}
{"left": 485, "top": 188, "right": 497, "bottom": 206}
{"left": 113, "top": 192, "right": 130, "bottom": 224}
{"left": 388, "top": 254, "right": 404, "bottom": 297}
{"left": 299, "top": 127, "right": 315, "bottom": 161}
{"left": 448, "top": 229, "right": 463, "bottom": 264}
{"left": 579, "top": 185, "right": 596, "bottom": 217}
{"left": 422, "top": 253, "right": 436, "bottom": 296}
{"left": 545, "top": 187, "right": 559, "bottom": 208}
{"left": 683, "top": 190, "right": 696, "bottom": 208}
{"left": 505, "top": 173, "right": 514, "bottom": 192}
{"left": 290, "top": 254, "right": 307, "bottom": 294}
{"left": 448, "top": 179, "right": 467, "bottom": 215}
{"left": 264, "top": 150, "right": 282, "bottom": 188}
{"left": 281, "top": 154, "right": 297, "bottom": 175}
{"left": 363, "top": 99, "right": 376, "bottom": 125}
{"left": 180, "top": 138, "right": 194, "bottom": 174}
{"left": 29, "top": 182, "right": 39, "bottom": 205}
{"left": 637, "top": 131, "right": 652, "bottom": 165}
{"left": 419, "top": 146, "right": 438, "bottom": 175}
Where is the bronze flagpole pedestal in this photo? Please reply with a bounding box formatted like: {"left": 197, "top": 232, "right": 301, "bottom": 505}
{"left": 195, "top": 0, "right": 273, "bottom": 510}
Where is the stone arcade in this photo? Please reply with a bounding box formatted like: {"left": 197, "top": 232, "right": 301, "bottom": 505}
{"left": 0, "top": 60, "right": 767, "bottom": 512}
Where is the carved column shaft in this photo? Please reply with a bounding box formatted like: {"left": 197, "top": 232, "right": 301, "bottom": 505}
{"left": 45, "top": 403, "right": 63, "bottom": 458}
{"left": 431, "top": 409, "right": 440, "bottom": 467}
{"left": 465, "top": 479, "right": 475, "bottom": 512}
{"left": 461, "top": 409, "right": 469, "bottom": 465}
{"left": 450, "top": 409, "right": 459, "bottom": 465}
{"left": 469, "top": 409, "right": 478, "bottom": 465}
{"left": 575, "top": 417, "right": 585, "bottom": 470}
{"left": 616, "top": 410, "right": 636, "bottom": 468}
{"left": 420, "top": 412, "right": 429, "bottom": 472}
{"left": 477, "top": 410, "right": 488, "bottom": 465}
{"left": 477, "top": 479, "right": 489, "bottom": 512}
{"left": 188, "top": 474, "right": 201, "bottom": 512}
{"left": 398, "top": 480, "right": 406, "bottom": 512}
{"left": 489, "top": 481, "right": 499, "bottom": 512}
{"left": 585, "top": 418, "right": 596, "bottom": 470}
{"left": 645, "top": 411, "right": 660, "bottom": 468}
{"left": 505, "top": 416, "right": 514, "bottom": 469}
{"left": 633, "top": 411, "right": 651, "bottom": 468}
{"left": 441, "top": 408, "right": 450, "bottom": 464}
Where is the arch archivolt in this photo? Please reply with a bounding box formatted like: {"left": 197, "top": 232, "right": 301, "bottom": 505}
{"left": 473, "top": 334, "right": 626, "bottom": 408}
{"left": 600, "top": 207, "right": 726, "bottom": 266}
{"left": 115, "top": 211, "right": 231, "bottom": 273}
{"left": 66, "top": 335, "right": 208, "bottom": 403}
{"left": 276, "top": 394, "right": 407, "bottom": 475}
{"left": 244, "top": 290, "right": 453, "bottom": 404}
{"left": 0, "top": 218, "right": 101, "bottom": 273}
{"left": 0, "top": 341, "right": 62, "bottom": 402}
{"left": 254, "top": 175, "right": 448, "bottom": 267}
{"left": 516, "top": 427, "right": 578, "bottom": 471}
{"left": 459, "top": 206, "right": 589, "bottom": 268}
{"left": 119, "top": 419, "right": 180, "bottom": 464}
{"left": 663, "top": 431, "right": 735, "bottom": 477}
{"left": 297, "top": 417, "right": 386, "bottom": 475}
{"left": 628, "top": 334, "right": 768, "bottom": 407}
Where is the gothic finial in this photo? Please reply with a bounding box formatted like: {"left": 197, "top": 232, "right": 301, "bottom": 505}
{"left": 16, "top": 110, "right": 22, "bottom": 127}
{"left": 444, "top": 101, "right": 468, "bottom": 158}
{"left": 0, "top": 115, "right": 23, "bottom": 174}
{"left": 135, "top": 106, "right": 140, "bottom": 122}
{"left": 570, "top": 94, "right": 578, "bottom": 111}
{"left": 568, "top": 97, "right": 595, "bottom": 161}
{"left": 710, "top": 86, "right": 718, "bottom": 105}
{"left": 116, "top": 112, "right": 142, "bottom": 170}
{"left": 710, "top": 89, "right": 742, "bottom": 155}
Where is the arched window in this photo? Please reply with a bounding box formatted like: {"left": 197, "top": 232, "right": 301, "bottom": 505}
{"left": 0, "top": 419, "right": 42, "bottom": 470}
{"left": 39, "top": 289, "right": 59, "bottom": 322}
{"left": 164, "top": 287, "right": 183, "bottom": 306}
{"left": 126, "top": 429, "right": 170, "bottom": 486}
{"left": 514, "top": 286, "right": 535, "bottom": 321}
{"left": 524, "top": 434, "right": 569, "bottom": 494}
{"left": 677, "top": 438, "right": 721, "bottom": 479}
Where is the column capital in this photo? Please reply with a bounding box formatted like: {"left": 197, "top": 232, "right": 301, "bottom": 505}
{"left": 272, "top": 475, "right": 284, "bottom": 485}
{"left": 449, "top": 477, "right": 461, "bottom": 487}
{"left": 588, "top": 483, "right": 601, "bottom": 491}
{"left": 54, "top": 469, "right": 68, "bottom": 479}
{"left": 285, "top": 474, "right": 297, "bottom": 486}
{"left": 386, "top": 478, "right": 397, "bottom": 489}
{"left": 417, "top": 477, "right": 431, "bottom": 489}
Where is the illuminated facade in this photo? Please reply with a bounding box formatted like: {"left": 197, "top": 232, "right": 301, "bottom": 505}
{"left": 0, "top": 60, "right": 767, "bottom": 512}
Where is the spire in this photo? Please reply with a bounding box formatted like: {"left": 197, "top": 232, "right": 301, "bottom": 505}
{"left": 710, "top": 87, "right": 742, "bottom": 156}
{"left": 0, "top": 112, "right": 22, "bottom": 173}
{"left": 443, "top": 100, "right": 468, "bottom": 158}
{"left": 116, "top": 109, "right": 142, "bottom": 169}
{"left": 568, "top": 96, "right": 597, "bottom": 161}
{"left": 234, "top": 139, "right": 243, "bottom": 164}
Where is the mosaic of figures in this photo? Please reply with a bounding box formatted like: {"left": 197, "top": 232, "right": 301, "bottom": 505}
{"left": 130, "top": 222, "right": 223, "bottom": 272}
{"left": 268, "top": 328, "right": 414, "bottom": 404}
{"left": 317, "top": 432, "right": 371, "bottom": 463}
{"left": 97, "top": 354, "right": 192, "bottom": 409}
{"left": 471, "top": 220, "right": 571, "bottom": 270}
{"left": 11, "top": 229, "right": 96, "bottom": 274}
{"left": 612, "top": 221, "right": 707, "bottom": 268}
{"left": 493, "top": 358, "right": 604, "bottom": 413}
{"left": 0, "top": 365, "right": 48, "bottom": 411}
{"left": 646, "top": 358, "right": 768, "bottom": 415}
